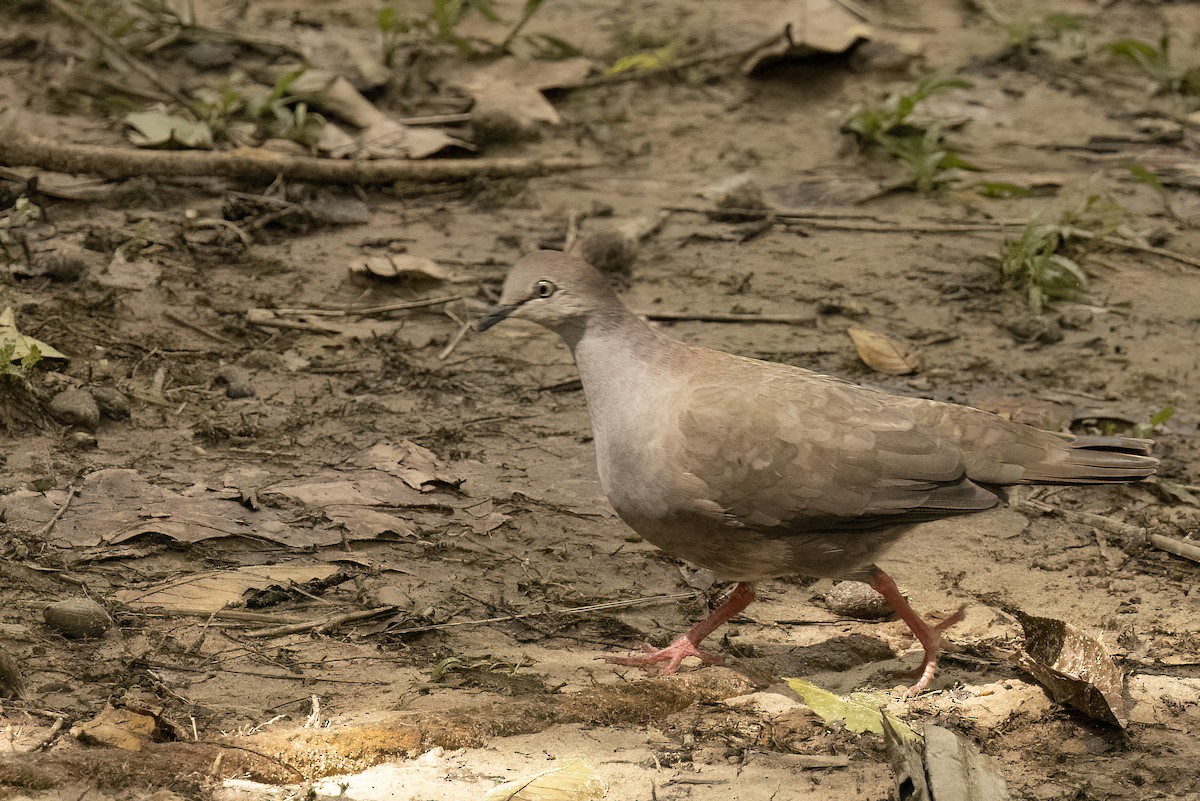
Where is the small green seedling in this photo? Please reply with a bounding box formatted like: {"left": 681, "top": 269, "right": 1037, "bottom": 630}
{"left": 1132, "top": 405, "right": 1175, "bottom": 439}
{"left": 1103, "top": 36, "right": 1200, "bottom": 105}
{"left": 841, "top": 74, "right": 982, "bottom": 193}
{"left": 970, "top": 1, "right": 1086, "bottom": 58}
{"left": 377, "top": 0, "right": 566, "bottom": 62}
{"left": 0, "top": 342, "right": 42, "bottom": 382}
{"left": 998, "top": 222, "right": 1087, "bottom": 314}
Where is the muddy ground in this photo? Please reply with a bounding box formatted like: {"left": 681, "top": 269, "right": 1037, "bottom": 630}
{"left": 1, "top": 0, "right": 1199, "bottom": 799}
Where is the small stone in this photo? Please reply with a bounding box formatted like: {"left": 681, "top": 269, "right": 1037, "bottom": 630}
{"left": 44, "top": 598, "right": 111, "bottom": 639}
{"left": 215, "top": 365, "right": 255, "bottom": 399}
{"left": 48, "top": 389, "right": 101, "bottom": 431}
{"left": 90, "top": 386, "right": 130, "bottom": 420}
{"left": 184, "top": 40, "right": 238, "bottom": 70}
{"left": 824, "top": 580, "right": 895, "bottom": 620}
{"left": 68, "top": 431, "right": 98, "bottom": 449}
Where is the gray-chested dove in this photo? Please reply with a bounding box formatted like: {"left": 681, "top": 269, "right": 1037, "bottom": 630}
{"left": 477, "top": 250, "right": 1157, "bottom": 694}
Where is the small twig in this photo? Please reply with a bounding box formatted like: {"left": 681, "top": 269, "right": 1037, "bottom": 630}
{"left": 267, "top": 295, "right": 461, "bottom": 318}
{"left": 1015, "top": 497, "right": 1145, "bottom": 539}
{"left": 384, "top": 592, "right": 698, "bottom": 637}
{"left": 29, "top": 715, "right": 69, "bottom": 752}
{"left": 1074, "top": 230, "right": 1200, "bottom": 271}
{"left": 438, "top": 319, "right": 473, "bottom": 360}
{"left": 1148, "top": 534, "right": 1200, "bottom": 565}
{"left": 578, "top": 49, "right": 754, "bottom": 89}
{"left": 131, "top": 608, "right": 310, "bottom": 624}
{"left": 641, "top": 310, "right": 815, "bottom": 326}
{"left": 46, "top": 0, "right": 194, "bottom": 109}
{"left": 242, "top": 606, "right": 398, "bottom": 639}
{"left": 0, "top": 131, "right": 599, "bottom": 186}
{"left": 163, "top": 310, "right": 236, "bottom": 346}
{"left": 34, "top": 485, "right": 79, "bottom": 539}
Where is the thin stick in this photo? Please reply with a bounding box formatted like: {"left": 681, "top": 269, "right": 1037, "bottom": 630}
{"left": 384, "top": 591, "right": 698, "bottom": 637}
{"left": 34, "top": 485, "right": 79, "bottom": 539}
{"left": 0, "top": 131, "right": 599, "bottom": 186}
{"left": 242, "top": 606, "right": 398, "bottom": 639}
{"left": 641, "top": 310, "right": 815, "bottom": 326}
{"left": 578, "top": 49, "right": 754, "bottom": 88}
{"left": 1015, "top": 497, "right": 1145, "bottom": 539}
{"left": 162, "top": 310, "right": 236, "bottom": 345}
{"left": 438, "top": 319, "right": 472, "bottom": 360}
{"left": 266, "top": 295, "right": 461, "bottom": 318}
{"left": 1148, "top": 534, "right": 1200, "bottom": 565}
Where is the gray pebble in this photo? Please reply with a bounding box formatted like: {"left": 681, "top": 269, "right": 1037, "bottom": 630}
{"left": 44, "top": 598, "right": 111, "bottom": 639}
{"left": 824, "top": 581, "right": 895, "bottom": 620}
{"left": 90, "top": 386, "right": 130, "bottom": 420}
{"left": 215, "top": 365, "right": 255, "bottom": 399}
{"left": 48, "top": 388, "right": 101, "bottom": 431}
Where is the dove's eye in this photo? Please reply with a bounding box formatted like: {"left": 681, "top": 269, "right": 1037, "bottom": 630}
{"left": 533, "top": 279, "right": 557, "bottom": 298}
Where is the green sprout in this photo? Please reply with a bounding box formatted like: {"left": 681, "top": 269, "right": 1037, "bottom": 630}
{"left": 841, "top": 74, "right": 981, "bottom": 193}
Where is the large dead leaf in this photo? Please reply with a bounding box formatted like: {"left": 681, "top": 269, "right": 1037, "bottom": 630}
{"left": 443, "top": 56, "right": 594, "bottom": 133}
{"left": 116, "top": 565, "right": 339, "bottom": 612}
{"left": 785, "top": 678, "right": 917, "bottom": 740}
{"left": 482, "top": 758, "right": 606, "bottom": 801}
{"left": 741, "top": 0, "right": 874, "bottom": 74}
{"left": 71, "top": 704, "right": 159, "bottom": 751}
{"left": 0, "top": 307, "right": 68, "bottom": 362}
{"left": 1014, "top": 610, "right": 1128, "bottom": 727}
{"left": 847, "top": 327, "right": 922, "bottom": 375}
{"left": 922, "top": 724, "right": 1010, "bottom": 800}
{"left": 0, "top": 469, "right": 339, "bottom": 548}
{"left": 350, "top": 254, "right": 459, "bottom": 284}
{"left": 347, "top": 441, "right": 464, "bottom": 492}
{"left": 125, "top": 109, "right": 213, "bottom": 149}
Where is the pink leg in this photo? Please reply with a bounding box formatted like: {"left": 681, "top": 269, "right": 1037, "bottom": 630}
{"left": 869, "top": 567, "right": 964, "bottom": 697}
{"left": 607, "top": 582, "right": 756, "bottom": 675}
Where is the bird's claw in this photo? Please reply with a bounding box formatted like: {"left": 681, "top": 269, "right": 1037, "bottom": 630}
{"left": 605, "top": 635, "right": 725, "bottom": 675}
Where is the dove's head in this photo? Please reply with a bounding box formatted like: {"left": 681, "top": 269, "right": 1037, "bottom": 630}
{"left": 476, "top": 251, "right": 623, "bottom": 339}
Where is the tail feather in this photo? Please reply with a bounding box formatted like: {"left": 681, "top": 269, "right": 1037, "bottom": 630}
{"left": 1022, "top": 434, "right": 1159, "bottom": 484}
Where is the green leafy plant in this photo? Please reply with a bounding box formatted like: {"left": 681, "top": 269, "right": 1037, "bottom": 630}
{"left": 970, "top": 1, "right": 1086, "bottom": 58}
{"left": 841, "top": 74, "right": 981, "bottom": 193}
{"left": 377, "top": 0, "right": 564, "bottom": 62}
{"left": 997, "top": 191, "right": 1144, "bottom": 313}
{"left": 1103, "top": 36, "right": 1200, "bottom": 105}
{"left": 0, "top": 342, "right": 42, "bottom": 382}
{"left": 998, "top": 222, "right": 1087, "bottom": 314}
{"left": 1132, "top": 406, "right": 1175, "bottom": 439}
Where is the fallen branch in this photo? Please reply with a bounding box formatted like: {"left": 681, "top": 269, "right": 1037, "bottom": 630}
{"left": 1015, "top": 497, "right": 1146, "bottom": 539}
{"left": 270, "top": 295, "right": 462, "bottom": 318}
{"left": 0, "top": 131, "right": 599, "bottom": 185}
{"left": 642, "top": 310, "right": 815, "bottom": 326}
{"left": 384, "top": 591, "right": 698, "bottom": 637}
{"left": 242, "top": 606, "right": 399, "bottom": 639}
{"left": 34, "top": 486, "right": 79, "bottom": 539}
{"left": 1148, "top": 534, "right": 1200, "bottom": 565}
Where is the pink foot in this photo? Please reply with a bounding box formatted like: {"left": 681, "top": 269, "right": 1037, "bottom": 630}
{"left": 869, "top": 568, "right": 965, "bottom": 698}
{"left": 605, "top": 634, "right": 726, "bottom": 675}
{"left": 604, "top": 582, "right": 756, "bottom": 676}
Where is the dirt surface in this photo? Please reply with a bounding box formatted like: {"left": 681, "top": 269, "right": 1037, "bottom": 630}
{"left": 1, "top": 1, "right": 1199, "bottom": 799}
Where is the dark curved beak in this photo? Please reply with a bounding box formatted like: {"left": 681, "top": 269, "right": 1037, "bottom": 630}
{"left": 475, "top": 303, "right": 517, "bottom": 332}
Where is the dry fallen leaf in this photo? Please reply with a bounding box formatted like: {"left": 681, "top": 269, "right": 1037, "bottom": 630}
{"left": 1013, "top": 609, "right": 1128, "bottom": 727}
{"left": 71, "top": 704, "right": 158, "bottom": 751}
{"left": 922, "top": 724, "right": 1010, "bottom": 801}
{"left": 847, "top": 327, "right": 922, "bottom": 375}
{"left": 0, "top": 306, "right": 68, "bottom": 362}
{"left": 443, "top": 56, "right": 594, "bottom": 135}
{"left": 351, "top": 254, "right": 455, "bottom": 283}
{"left": 482, "top": 758, "right": 606, "bottom": 801}
{"left": 742, "top": 0, "right": 874, "bottom": 74}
